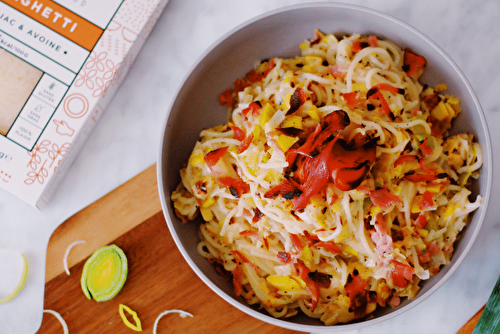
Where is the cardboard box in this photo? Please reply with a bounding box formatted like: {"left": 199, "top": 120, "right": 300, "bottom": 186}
{"left": 0, "top": 0, "right": 168, "bottom": 209}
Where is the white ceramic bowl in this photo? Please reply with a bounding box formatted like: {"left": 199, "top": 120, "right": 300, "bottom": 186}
{"left": 158, "top": 3, "right": 492, "bottom": 332}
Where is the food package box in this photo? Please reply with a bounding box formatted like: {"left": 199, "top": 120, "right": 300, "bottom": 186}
{"left": 0, "top": 0, "right": 168, "bottom": 209}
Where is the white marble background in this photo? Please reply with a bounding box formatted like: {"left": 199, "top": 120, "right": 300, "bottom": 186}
{"left": 1, "top": 0, "right": 499, "bottom": 333}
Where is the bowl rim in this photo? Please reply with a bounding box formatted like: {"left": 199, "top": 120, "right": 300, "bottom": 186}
{"left": 157, "top": 2, "right": 493, "bottom": 332}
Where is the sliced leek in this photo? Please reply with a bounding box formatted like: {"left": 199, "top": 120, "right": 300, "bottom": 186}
{"left": 43, "top": 309, "right": 69, "bottom": 334}
{"left": 119, "top": 304, "right": 142, "bottom": 331}
{"left": 63, "top": 240, "right": 86, "bottom": 276}
{"left": 0, "top": 252, "right": 28, "bottom": 305}
{"left": 153, "top": 309, "right": 193, "bottom": 334}
{"left": 80, "top": 244, "right": 127, "bottom": 302}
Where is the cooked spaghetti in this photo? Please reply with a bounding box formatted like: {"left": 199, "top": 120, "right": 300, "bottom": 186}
{"left": 171, "top": 30, "right": 482, "bottom": 325}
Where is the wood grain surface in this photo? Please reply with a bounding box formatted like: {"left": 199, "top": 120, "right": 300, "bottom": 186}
{"left": 39, "top": 164, "right": 304, "bottom": 333}
{"left": 38, "top": 163, "right": 482, "bottom": 333}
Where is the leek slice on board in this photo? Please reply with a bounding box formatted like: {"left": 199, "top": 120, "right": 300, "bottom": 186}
{"left": 80, "top": 244, "right": 127, "bottom": 302}
{"left": 119, "top": 304, "right": 142, "bottom": 331}
{"left": 472, "top": 274, "right": 500, "bottom": 333}
{"left": 0, "top": 252, "right": 28, "bottom": 304}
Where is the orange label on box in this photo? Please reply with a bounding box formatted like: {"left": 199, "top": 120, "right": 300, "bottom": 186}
{"left": 3, "top": 0, "right": 103, "bottom": 51}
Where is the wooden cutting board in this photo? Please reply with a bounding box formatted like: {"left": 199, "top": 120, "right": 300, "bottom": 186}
{"left": 39, "top": 164, "right": 304, "bottom": 333}
{"left": 38, "top": 163, "right": 484, "bottom": 333}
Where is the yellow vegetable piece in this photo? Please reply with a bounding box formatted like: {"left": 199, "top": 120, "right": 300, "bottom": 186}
{"left": 189, "top": 152, "right": 204, "bottom": 166}
{"left": 266, "top": 275, "right": 302, "bottom": 291}
{"left": 338, "top": 244, "right": 358, "bottom": 257}
{"left": 431, "top": 101, "right": 449, "bottom": 121}
{"left": 81, "top": 244, "right": 128, "bottom": 302}
{"left": 280, "top": 92, "right": 293, "bottom": 111}
{"left": 301, "top": 244, "right": 313, "bottom": 262}
{"left": 433, "top": 83, "right": 447, "bottom": 93}
{"left": 200, "top": 207, "right": 213, "bottom": 221}
{"left": 0, "top": 252, "right": 28, "bottom": 305}
{"left": 444, "top": 102, "right": 457, "bottom": 118}
{"left": 260, "top": 103, "right": 275, "bottom": 127}
{"left": 277, "top": 135, "right": 298, "bottom": 152}
{"left": 418, "top": 229, "right": 429, "bottom": 238}
{"left": 307, "top": 105, "right": 321, "bottom": 122}
{"left": 299, "top": 42, "right": 309, "bottom": 51}
{"left": 446, "top": 96, "right": 461, "bottom": 114}
{"left": 352, "top": 82, "right": 367, "bottom": 92}
{"left": 252, "top": 125, "right": 263, "bottom": 141}
{"left": 119, "top": 304, "right": 143, "bottom": 332}
{"left": 443, "top": 203, "right": 457, "bottom": 219}
{"left": 282, "top": 115, "right": 303, "bottom": 129}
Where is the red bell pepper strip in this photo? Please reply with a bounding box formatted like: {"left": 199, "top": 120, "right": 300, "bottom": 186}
{"left": 403, "top": 49, "right": 426, "bottom": 79}
{"left": 418, "top": 191, "right": 434, "bottom": 209}
{"left": 420, "top": 138, "right": 433, "bottom": 157}
{"left": 231, "top": 125, "right": 246, "bottom": 141}
{"left": 342, "top": 91, "right": 361, "bottom": 108}
{"left": 345, "top": 269, "right": 368, "bottom": 318}
{"left": 370, "top": 213, "right": 394, "bottom": 257}
{"left": 368, "top": 35, "right": 378, "bottom": 47}
{"left": 239, "top": 230, "right": 260, "bottom": 239}
{"left": 286, "top": 87, "right": 308, "bottom": 116}
{"left": 314, "top": 241, "right": 342, "bottom": 254}
{"left": 370, "top": 83, "right": 405, "bottom": 95}
{"left": 231, "top": 250, "right": 260, "bottom": 274}
{"left": 232, "top": 263, "right": 242, "bottom": 296}
{"left": 277, "top": 251, "right": 293, "bottom": 264}
{"left": 263, "top": 178, "right": 302, "bottom": 200}
{"left": 351, "top": 41, "right": 362, "bottom": 53}
{"left": 366, "top": 84, "right": 405, "bottom": 120}
{"left": 427, "top": 241, "right": 440, "bottom": 256}
{"left": 237, "top": 133, "right": 254, "bottom": 154}
{"left": 418, "top": 250, "right": 431, "bottom": 264}
{"left": 327, "top": 64, "right": 347, "bottom": 79}
{"left": 415, "top": 212, "right": 428, "bottom": 229}
{"left": 242, "top": 101, "right": 262, "bottom": 117}
{"left": 405, "top": 173, "right": 438, "bottom": 182}
{"left": 297, "top": 263, "right": 320, "bottom": 311}
{"left": 292, "top": 136, "right": 377, "bottom": 211}
{"left": 290, "top": 234, "right": 304, "bottom": 252}
{"left": 369, "top": 188, "right": 403, "bottom": 210}
{"left": 390, "top": 260, "right": 414, "bottom": 288}
{"left": 394, "top": 154, "right": 419, "bottom": 167}
{"left": 233, "top": 77, "right": 249, "bottom": 94}
{"left": 252, "top": 207, "right": 263, "bottom": 223}
{"left": 204, "top": 146, "right": 229, "bottom": 167}
{"left": 303, "top": 230, "right": 320, "bottom": 242}
{"left": 219, "top": 88, "right": 234, "bottom": 108}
